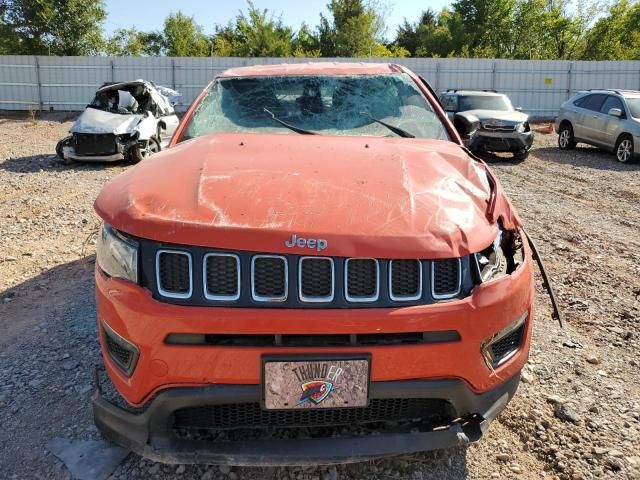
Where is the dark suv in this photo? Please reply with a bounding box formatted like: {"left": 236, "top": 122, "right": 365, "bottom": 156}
{"left": 439, "top": 90, "right": 534, "bottom": 160}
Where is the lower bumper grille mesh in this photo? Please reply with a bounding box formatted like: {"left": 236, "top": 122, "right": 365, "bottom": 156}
{"left": 173, "top": 398, "right": 453, "bottom": 430}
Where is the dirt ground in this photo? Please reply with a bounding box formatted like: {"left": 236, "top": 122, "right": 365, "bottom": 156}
{"left": 0, "top": 113, "right": 638, "bottom": 480}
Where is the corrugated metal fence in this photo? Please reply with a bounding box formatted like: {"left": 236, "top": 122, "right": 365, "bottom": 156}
{"left": 1, "top": 55, "right": 640, "bottom": 117}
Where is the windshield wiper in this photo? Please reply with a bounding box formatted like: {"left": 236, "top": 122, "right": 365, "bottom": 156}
{"left": 360, "top": 111, "right": 415, "bottom": 138}
{"left": 264, "top": 108, "right": 317, "bottom": 135}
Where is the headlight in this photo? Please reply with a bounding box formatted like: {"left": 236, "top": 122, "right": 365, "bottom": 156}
{"left": 96, "top": 223, "right": 139, "bottom": 283}
{"left": 475, "top": 229, "right": 507, "bottom": 282}
{"left": 516, "top": 122, "right": 529, "bottom": 133}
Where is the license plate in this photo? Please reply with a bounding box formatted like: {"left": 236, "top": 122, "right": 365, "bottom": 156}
{"left": 263, "top": 357, "right": 370, "bottom": 410}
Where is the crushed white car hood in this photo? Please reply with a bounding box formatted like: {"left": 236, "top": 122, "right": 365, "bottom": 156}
{"left": 70, "top": 108, "right": 142, "bottom": 135}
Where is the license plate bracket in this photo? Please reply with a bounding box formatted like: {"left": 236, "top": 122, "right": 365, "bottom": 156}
{"left": 262, "top": 354, "right": 371, "bottom": 411}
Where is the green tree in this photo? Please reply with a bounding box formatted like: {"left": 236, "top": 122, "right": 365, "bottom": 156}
{"left": 163, "top": 11, "right": 211, "bottom": 56}
{"left": 317, "top": 0, "right": 389, "bottom": 57}
{"left": 212, "top": 2, "right": 320, "bottom": 57}
{"left": 581, "top": 0, "right": 640, "bottom": 59}
{"left": 0, "top": 0, "right": 106, "bottom": 55}
{"left": 104, "top": 28, "right": 146, "bottom": 56}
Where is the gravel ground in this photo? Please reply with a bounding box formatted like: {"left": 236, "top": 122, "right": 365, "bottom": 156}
{"left": 0, "top": 113, "right": 639, "bottom": 480}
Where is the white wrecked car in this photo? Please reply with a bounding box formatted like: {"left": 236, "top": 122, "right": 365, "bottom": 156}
{"left": 56, "top": 80, "right": 180, "bottom": 164}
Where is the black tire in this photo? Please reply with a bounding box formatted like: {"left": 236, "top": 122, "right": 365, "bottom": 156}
{"left": 55, "top": 136, "right": 74, "bottom": 164}
{"left": 615, "top": 134, "right": 634, "bottom": 163}
{"left": 130, "top": 136, "right": 161, "bottom": 163}
{"left": 513, "top": 149, "right": 529, "bottom": 161}
{"left": 558, "top": 123, "right": 576, "bottom": 150}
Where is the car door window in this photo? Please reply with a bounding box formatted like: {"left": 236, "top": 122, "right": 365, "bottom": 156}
{"left": 441, "top": 95, "right": 458, "bottom": 112}
{"left": 580, "top": 94, "right": 606, "bottom": 112}
{"left": 599, "top": 96, "right": 624, "bottom": 116}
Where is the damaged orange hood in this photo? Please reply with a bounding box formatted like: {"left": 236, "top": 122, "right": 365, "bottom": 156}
{"left": 94, "top": 133, "right": 519, "bottom": 258}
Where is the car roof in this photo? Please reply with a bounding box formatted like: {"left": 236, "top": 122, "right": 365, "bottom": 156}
{"left": 219, "top": 62, "right": 405, "bottom": 78}
{"left": 578, "top": 89, "right": 640, "bottom": 97}
{"left": 442, "top": 90, "right": 505, "bottom": 97}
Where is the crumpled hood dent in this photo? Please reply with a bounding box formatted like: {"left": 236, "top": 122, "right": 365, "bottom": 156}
{"left": 94, "top": 133, "right": 520, "bottom": 259}
{"left": 70, "top": 108, "right": 142, "bottom": 135}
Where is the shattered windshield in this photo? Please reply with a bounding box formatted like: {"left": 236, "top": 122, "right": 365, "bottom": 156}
{"left": 459, "top": 95, "right": 513, "bottom": 112}
{"left": 181, "top": 74, "right": 449, "bottom": 140}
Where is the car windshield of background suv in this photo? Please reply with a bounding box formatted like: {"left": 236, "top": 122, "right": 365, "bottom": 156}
{"left": 180, "top": 73, "right": 450, "bottom": 141}
{"left": 459, "top": 95, "right": 513, "bottom": 112}
{"left": 626, "top": 97, "right": 640, "bottom": 118}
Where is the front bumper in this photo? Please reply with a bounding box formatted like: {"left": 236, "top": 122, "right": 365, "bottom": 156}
{"left": 93, "top": 372, "right": 521, "bottom": 465}
{"left": 62, "top": 145, "right": 125, "bottom": 162}
{"left": 468, "top": 130, "right": 534, "bottom": 153}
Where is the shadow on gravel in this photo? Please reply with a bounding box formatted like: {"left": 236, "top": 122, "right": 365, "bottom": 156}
{"left": 534, "top": 146, "right": 640, "bottom": 171}
{"left": 0, "top": 153, "right": 127, "bottom": 174}
{"left": 0, "top": 256, "right": 96, "bottom": 347}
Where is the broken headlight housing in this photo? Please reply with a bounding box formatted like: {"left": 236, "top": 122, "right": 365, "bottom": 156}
{"left": 516, "top": 122, "right": 530, "bottom": 133}
{"left": 474, "top": 226, "right": 524, "bottom": 283}
{"left": 96, "top": 223, "right": 139, "bottom": 283}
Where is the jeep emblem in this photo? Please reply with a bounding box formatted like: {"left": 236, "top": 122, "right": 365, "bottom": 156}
{"left": 285, "top": 234, "right": 328, "bottom": 252}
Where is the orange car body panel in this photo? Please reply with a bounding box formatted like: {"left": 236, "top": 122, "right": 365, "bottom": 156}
{"left": 94, "top": 62, "right": 534, "bottom": 409}
{"left": 96, "top": 234, "right": 533, "bottom": 406}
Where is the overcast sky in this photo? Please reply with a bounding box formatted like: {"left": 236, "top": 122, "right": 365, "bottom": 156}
{"left": 102, "top": 0, "right": 451, "bottom": 40}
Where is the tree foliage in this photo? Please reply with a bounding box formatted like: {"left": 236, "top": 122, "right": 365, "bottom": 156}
{"left": 0, "top": 0, "right": 106, "bottom": 55}
{"left": 162, "top": 11, "right": 211, "bottom": 57}
{"left": 1, "top": 0, "right": 637, "bottom": 60}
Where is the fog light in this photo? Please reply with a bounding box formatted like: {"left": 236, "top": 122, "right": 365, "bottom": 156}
{"left": 102, "top": 320, "right": 139, "bottom": 377}
{"left": 483, "top": 313, "right": 527, "bottom": 368}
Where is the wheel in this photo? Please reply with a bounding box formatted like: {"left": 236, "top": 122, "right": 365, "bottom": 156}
{"left": 615, "top": 135, "right": 634, "bottom": 163}
{"left": 513, "top": 149, "right": 529, "bottom": 161}
{"left": 558, "top": 123, "right": 576, "bottom": 150}
{"left": 130, "top": 136, "right": 161, "bottom": 163}
{"left": 55, "top": 136, "right": 74, "bottom": 165}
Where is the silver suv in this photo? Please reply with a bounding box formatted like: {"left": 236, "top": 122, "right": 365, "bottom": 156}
{"left": 439, "top": 90, "right": 534, "bottom": 160}
{"left": 555, "top": 89, "right": 640, "bottom": 163}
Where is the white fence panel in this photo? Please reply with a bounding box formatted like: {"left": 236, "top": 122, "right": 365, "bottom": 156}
{"left": 1, "top": 55, "right": 640, "bottom": 117}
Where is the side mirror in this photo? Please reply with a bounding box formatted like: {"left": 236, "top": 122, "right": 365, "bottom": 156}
{"left": 608, "top": 107, "right": 623, "bottom": 117}
{"left": 454, "top": 112, "right": 480, "bottom": 139}
{"left": 516, "top": 107, "right": 523, "bottom": 112}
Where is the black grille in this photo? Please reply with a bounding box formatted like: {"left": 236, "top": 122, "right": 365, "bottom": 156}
{"left": 346, "top": 259, "right": 378, "bottom": 299}
{"left": 74, "top": 133, "right": 117, "bottom": 155}
{"left": 253, "top": 256, "right": 286, "bottom": 299}
{"left": 390, "top": 260, "right": 421, "bottom": 299}
{"left": 489, "top": 324, "right": 525, "bottom": 366}
{"left": 165, "top": 330, "right": 461, "bottom": 347}
{"left": 300, "top": 258, "right": 333, "bottom": 299}
{"left": 205, "top": 255, "right": 239, "bottom": 298}
{"left": 173, "top": 398, "right": 452, "bottom": 431}
{"left": 104, "top": 333, "right": 132, "bottom": 368}
{"left": 158, "top": 252, "right": 190, "bottom": 294}
{"left": 432, "top": 259, "right": 460, "bottom": 298}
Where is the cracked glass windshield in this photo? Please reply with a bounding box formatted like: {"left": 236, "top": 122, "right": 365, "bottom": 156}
{"left": 181, "top": 74, "right": 449, "bottom": 140}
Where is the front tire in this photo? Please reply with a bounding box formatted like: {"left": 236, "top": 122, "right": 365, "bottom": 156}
{"left": 513, "top": 149, "right": 529, "bottom": 161}
{"left": 558, "top": 123, "right": 576, "bottom": 150}
{"left": 55, "top": 136, "right": 74, "bottom": 165}
{"left": 130, "top": 136, "right": 161, "bottom": 163}
{"left": 615, "top": 135, "right": 634, "bottom": 163}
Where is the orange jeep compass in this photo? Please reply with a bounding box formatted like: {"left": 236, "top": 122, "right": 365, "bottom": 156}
{"left": 92, "top": 63, "right": 536, "bottom": 465}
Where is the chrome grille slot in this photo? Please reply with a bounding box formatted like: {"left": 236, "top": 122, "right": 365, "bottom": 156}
{"left": 204, "top": 253, "right": 240, "bottom": 301}
{"left": 431, "top": 258, "right": 461, "bottom": 300}
{"left": 299, "top": 257, "right": 334, "bottom": 302}
{"left": 156, "top": 250, "right": 192, "bottom": 298}
{"left": 389, "top": 259, "right": 422, "bottom": 301}
{"left": 251, "top": 255, "right": 288, "bottom": 302}
{"left": 345, "top": 258, "right": 379, "bottom": 302}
